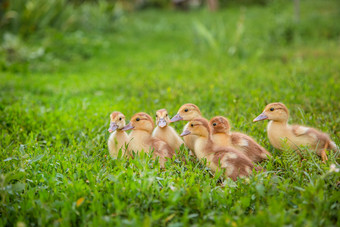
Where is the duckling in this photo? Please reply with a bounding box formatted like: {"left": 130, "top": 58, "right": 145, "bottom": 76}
{"left": 210, "top": 116, "right": 271, "bottom": 163}
{"left": 152, "top": 109, "right": 184, "bottom": 151}
{"left": 122, "top": 112, "right": 175, "bottom": 167}
{"left": 170, "top": 103, "right": 203, "bottom": 151}
{"left": 180, "top": 118, "right": 257, "bottom": 181}
{"left": 107, "top": 111, "right": 130, "bottom": 158}
{"left": 253, "top": 102, "right": 338, "bottom": 161}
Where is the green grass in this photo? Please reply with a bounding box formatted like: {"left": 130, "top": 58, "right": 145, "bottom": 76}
{"left": 1, "top": 0, "right": 340, "bottom": 226}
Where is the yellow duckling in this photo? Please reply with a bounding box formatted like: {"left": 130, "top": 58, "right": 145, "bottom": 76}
{"left": 170, "top": 103, "right": 203, "bottom": 151}
{"left": 152, "top": 109, "right": 184, "bottom": 151}
{"left": 253, "top": 102, "right": 338, "bottom": 161}
{"left": 122, "top": 112, "right": 175, "bottom": 167}
{"left": 180, "top": 118, "right": 257, "bottom": 181}
{"left": 210, "top": 116, "right": 271, "bottom": 163}
{"left": 107, "top": 111, "right": 130, "bottom": 158}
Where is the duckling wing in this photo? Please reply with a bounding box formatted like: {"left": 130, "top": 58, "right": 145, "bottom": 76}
{"left": 150, "top": 137, "right": 175, "bottom": 158}
{"left": 231, "top": 133, "right": 249, "bottom": 148}
{"left": 292, "top": 125, "right": 311, "bottom": 137}
{"left": 231, "top": 132, "right": 271, "bottom": 161}
{"left": 292, "top": 125, "right": 330, "bottom": 148}
{"left": 211, "top": 147, "right": 254, "bottom": 181}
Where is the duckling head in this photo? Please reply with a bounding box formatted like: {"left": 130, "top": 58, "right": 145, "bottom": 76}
{"left": 108, "top": 111, "right": 126, "bottom": 132}
{"left": 155, "top": 109, "right": 170, "bottom": 128}
{"left": 171, "top": 103, "right": 201, "bottom": 122}
{"left": 122, "top": 112, "right": 154, "bottom": 133}
{"left": 253, "top": 102, "right": 289, "bottom": 123}
{"left": 210, "top": 116, "right": 231, "bottom": 134}
{"left": 180, "top": 118, "right": 211, "bottom": 138}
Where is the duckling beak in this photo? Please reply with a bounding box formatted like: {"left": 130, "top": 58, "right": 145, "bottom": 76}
{"left": 253, "top": 112, "right": 268, "bottom": 122}
{"left": 121, "top": 122, "right": 134, "bottom": 131}
{"left": 180, "top": 130, "right": 191, "bottom": 137}
{"left": 170, "top": 114, "right": 183, "bottom": 122}
{"left": 108, "top": 122, "right": 118, "bottom": 133}
{"left": 158, "top": 118, "right": 167, "bottom": 128}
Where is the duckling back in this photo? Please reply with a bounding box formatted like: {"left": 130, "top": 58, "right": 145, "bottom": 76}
{"left": 149, "top": 137, "right": 175, "bottom": 158}
{"left": 212, "top": 147, "right": 255, "bottom": 181}
{"left": 231, "top": 132, "right": 271, "bottom": 163}
{"left": 202, "top": 144, "right": 256, "bottom": 181}
{"left": 149, "top": 137, "right": 175, "bottom": 167}
{"left": 194, "top": 135, "right": 258, "bottom": 181}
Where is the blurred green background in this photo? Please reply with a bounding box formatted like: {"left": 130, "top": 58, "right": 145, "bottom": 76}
{"left": 1, "top": 0, "right": 339, "bottom": 73}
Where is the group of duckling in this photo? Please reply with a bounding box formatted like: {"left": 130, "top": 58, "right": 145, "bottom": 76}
{"left": 108, "top": 103, "right": 338, "bottom": 181}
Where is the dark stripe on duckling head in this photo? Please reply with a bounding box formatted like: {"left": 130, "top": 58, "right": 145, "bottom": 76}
{"left": 110, "top": 111, "right": 123, "bottom": 120}
{"left": 191, "top": 117, "right": 211, "bottom": 134}
{"left": 210, "top": 116, "right": 230, "bottom": 133}
{"left": 180, "top": 103, "right": 201, "bottom": 114}
{"left": 134, "top": 112, "right": 154, "bottom": 125}
{"left": 266, "top": 102, "right": 289, "bottom": 114}
{"left": 156, "top": 109, "right": 167, "bottom": 115}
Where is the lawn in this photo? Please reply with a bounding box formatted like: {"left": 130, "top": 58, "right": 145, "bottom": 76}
{"left": 1, "top": 0, "right": 340, "bottom": 226}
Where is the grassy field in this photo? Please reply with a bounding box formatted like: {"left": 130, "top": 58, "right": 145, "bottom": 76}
{"left": 1, "top": 0, "right": 340, "bottom": 226}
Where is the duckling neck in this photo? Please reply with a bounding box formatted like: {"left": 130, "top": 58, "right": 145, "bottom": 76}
{"left": 113, "top": 129, "right": 126, "bottom": 140}
{"left": 267, "top": 120, "right": 290, "bottom": 147}
{"left": 116, "top": 129, "right": 126, "bottom": 135}
{"left": 211, "top": 132, "right": 230, "bottom": 147}
{"left": 157, "top": 126, "right": 168, "bottom": 130}
{"left": 206, "top": 135, "right": 213, "bottom": 146}
{"left": 269, "top": 119, "right": 289, "bottom": 127}
{"left": 214, "top": 131, "right": 231, "bottom": 137}
{"left": 194, "top": 135, "right": 213, "bottom": 159}
{"left": 130, "top": 130, "right": 151, "bottom": 141}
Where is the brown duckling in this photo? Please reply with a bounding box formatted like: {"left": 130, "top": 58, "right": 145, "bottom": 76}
{"left": 170, "top": 103, "right": 203, "bottom": 151}
{"left": 122, "top": 112, "right": 175, "bottom": 167}
{"left": 108, "top": 111, "right": 130, "bottom": 158}
{"left": 181, "top": 118, "right": 257, "bottom": 181}
{"left": 253, "top": 102, "right": 338, "bottom": 161}
{"left": 152, "top": 109, "right": 184, "bottom": 151}
{"left": 210, "top": 116, "right": 271, "bottom": 163}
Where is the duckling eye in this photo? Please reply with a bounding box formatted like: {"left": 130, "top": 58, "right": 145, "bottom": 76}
{"left": 270, "top": 108, "right": 274, "bottom": 111}
{"left": 191, "top": 124, "right": 194, "bottom": 127}
{"left": 136, "top": 118, "right": 140, "bottom": 121}
{"left": 155, "top": 115, "right": 158, "bottom": 118}
{"left": 213, "top": 123, "right": 217, "bottom": 126}
{"left": 166, "top": 114, "right": 168, "bottom": 117}
{"left": 119, "top": 117, "right": 122, "bottom": 121}
{"left": 184, "top": 109, "right": 188, "bottom": 112}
